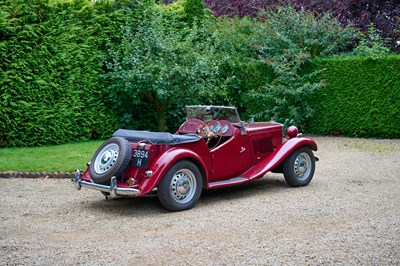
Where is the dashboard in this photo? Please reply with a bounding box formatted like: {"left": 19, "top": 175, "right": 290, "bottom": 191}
{"left": 178, "top": 119, "right": 234, "bottom": 137}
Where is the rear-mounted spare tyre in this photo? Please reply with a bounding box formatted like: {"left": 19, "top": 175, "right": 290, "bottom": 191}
{"left": 89, "top": 137, "right": 131, "bottom": 185}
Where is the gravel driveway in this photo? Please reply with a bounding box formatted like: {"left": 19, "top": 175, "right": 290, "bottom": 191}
{"left": 1, "top": 137, "right": 399, "bottom": 265}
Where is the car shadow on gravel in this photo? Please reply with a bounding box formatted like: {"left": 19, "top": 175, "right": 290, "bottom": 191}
{"left": 200, "top": 177, "right": 288, "bottom": 203}
{"left": 83, "top": 193, "right": 165, "bottom": 216}
{"left": 79, "top": 176, "right": 289, "bottom": 216}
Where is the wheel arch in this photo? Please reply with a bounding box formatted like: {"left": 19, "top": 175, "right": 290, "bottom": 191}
{"left": 272, "top": 143, "right": 317, "bottom": 173}
{"left": 243, "top": 137, "right": 317, "bottom": 180}
{"left": 137, "top": 148, "right": 209, "bottom": 196}
{"left": 179, "top": 157, "right": 207, "bottom": 189}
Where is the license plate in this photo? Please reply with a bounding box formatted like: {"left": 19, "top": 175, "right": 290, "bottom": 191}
{"left": 132, "top": 148, "right": 149, "bottom": 168}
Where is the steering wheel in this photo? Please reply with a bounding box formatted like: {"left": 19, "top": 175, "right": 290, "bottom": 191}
{"left": 197, "top": 120, "right": 223, "bottom": 149}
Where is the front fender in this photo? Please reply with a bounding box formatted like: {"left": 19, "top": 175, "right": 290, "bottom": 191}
{"left": 137, "top": 148, "right": 208, "bottom": 196}
{"left": 242, "top": 137, "right": 317, "bottom": 180}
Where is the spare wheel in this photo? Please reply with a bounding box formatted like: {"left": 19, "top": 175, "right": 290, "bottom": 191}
{"left": 90, "top": 137, "right": 131, "bottom": 185}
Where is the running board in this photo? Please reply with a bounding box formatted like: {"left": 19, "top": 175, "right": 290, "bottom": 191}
{"left": 208, "top": 176, "right": 249, "bottom": 189}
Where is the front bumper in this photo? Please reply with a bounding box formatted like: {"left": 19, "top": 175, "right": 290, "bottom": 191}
{"left": 71, "top": 170, "right": 140, "bottom": 197}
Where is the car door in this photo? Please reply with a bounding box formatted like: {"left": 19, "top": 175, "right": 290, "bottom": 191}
{"left": 210, "top": 133, "right": 252, "bottom": 181}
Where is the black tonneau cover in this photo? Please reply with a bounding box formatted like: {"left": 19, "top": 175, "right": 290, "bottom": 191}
{"left": 112, "top": 129, "right": 201, "bottom": 145}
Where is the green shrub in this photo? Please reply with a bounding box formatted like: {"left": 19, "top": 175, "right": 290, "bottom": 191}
{"left": 183, "top": 0, "right": 205, "bottom": 25}
{"left": 160, "top": 0, "right": 187, "bottom": 24}
{"left": 212, "top": 16, "right": 264, "bottom": 114}
{"left": 104, "top": 7, "right": 226, "bottom": 132}
{"left": 241, "top": 5, "right": 359, "bottom": 127}
{"left": 214, "top": 16, "right": 257, "bottom": 59}
{"left": 257, "top": 5, "right": 358, "bottom": 58}
{"left": 305, "top": 55, "right": 400, "bottom": 138}
{"left": 353, "top": 23, "right": 391, "bottom": 59}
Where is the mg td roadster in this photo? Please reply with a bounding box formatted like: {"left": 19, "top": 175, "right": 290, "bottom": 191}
{"left": 72, "top": 105, "right": 318, "bottom": 211}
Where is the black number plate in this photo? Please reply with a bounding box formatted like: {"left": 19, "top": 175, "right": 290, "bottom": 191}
{"left": 132, "top": 148, "right": 150, "bottom": 168}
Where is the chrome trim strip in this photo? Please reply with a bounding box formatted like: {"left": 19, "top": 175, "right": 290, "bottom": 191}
{"left": 71, "top": 170, "right": 140, "bottom": 196}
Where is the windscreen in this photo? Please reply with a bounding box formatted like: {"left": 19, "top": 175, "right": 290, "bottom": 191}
{"left": 186, "top": 106, "right": 241, "bottom": 123}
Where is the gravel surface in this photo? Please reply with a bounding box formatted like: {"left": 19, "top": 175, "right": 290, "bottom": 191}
{"left": 1, "top": 137, "right": 399, "bottom": 265}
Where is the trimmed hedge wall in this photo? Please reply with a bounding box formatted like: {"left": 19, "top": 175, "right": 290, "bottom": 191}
{"left": 304, "top": 55, "right": 400, "bottom": 138}
{"left": 0, "top": 0, "right": 122, "bottom": 147}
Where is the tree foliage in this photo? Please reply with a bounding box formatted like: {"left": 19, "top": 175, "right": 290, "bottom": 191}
{"left": 201, "top": 0, "right": 400, "bottom": 51}
{"left": 104, "top": 7, "right": 226, "bottom": 131}
{"left": 242, "top": 5, "right": 357, "bottom": 127}
{"left": 353, "top": 23, "right": 391, "bottom": 59}
{"left": 183, "top": 0, "right": 205, "bottom": 25}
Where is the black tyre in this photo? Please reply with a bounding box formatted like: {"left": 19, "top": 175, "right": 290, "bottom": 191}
{"left": 283, "top": 147, "right": 315, "bottom": 187}
{"left": 89, "top": 137, "right": 131, "bottom": 185}
{"left": 157, "top": 160, "right": 202, "bottom": 212}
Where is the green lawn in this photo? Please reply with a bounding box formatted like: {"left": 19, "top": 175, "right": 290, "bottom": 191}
{"left": 0, "top": 140, "right": 104, "bottom": 172}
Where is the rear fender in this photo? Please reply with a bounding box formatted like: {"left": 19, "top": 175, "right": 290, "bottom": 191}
{"left": 137, "top": 148, "right": 208, "bottom": 196}
{"left": 242, "top": 137, "right": 317, "bottom": 180}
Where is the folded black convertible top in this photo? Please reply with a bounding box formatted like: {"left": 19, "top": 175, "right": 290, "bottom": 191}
{"left": 112, "top": 129, "right": 201, "bottom": 145}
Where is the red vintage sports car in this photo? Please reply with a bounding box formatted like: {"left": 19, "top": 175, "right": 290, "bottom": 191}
{"left": 72, "top": 105, "right": 318, "bottom": 211}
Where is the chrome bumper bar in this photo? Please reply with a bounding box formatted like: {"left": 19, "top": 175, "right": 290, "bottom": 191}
{"left": 71, "top": 170, "right": 140, "bottom": 197}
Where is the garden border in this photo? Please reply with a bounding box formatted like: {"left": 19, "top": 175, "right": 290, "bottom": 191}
{"left": 0, "top": 171, "right": 74, "bottom": 179}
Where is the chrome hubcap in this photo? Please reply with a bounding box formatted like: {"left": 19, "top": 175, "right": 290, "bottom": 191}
{"left": 94, "top": 143, "right": 119, "bottom": 174}
{"left": 170, "top": 169, "right": 196, "bottom": 204}
{"left": 101, "top": 151, "right": 112, "bottom": 165}
{"left": 294, "top": 152, "right": 312, "bottom": 181}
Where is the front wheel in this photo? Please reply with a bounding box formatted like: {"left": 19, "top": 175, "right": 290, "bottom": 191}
{"left": 283, "top": 147, "right": 315, "bottom": 187}
{"left": 157, "top": 160, "right": 202, "bottom": 212}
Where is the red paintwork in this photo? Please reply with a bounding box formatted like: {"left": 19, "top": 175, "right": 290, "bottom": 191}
{"left": 81, "top": 107, "right": 317, "bottom": 196}
{"left": 137, "top": 147, "right": 210, "bottom": 196}
{"left": 242, "top": 137, "right": 317, "bottom": 180}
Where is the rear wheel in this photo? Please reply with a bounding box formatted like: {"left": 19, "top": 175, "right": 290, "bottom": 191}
{"left": 89, "top": 137, "right": 131, "bottom": 185}
{"left": 283, "top": 147, "right": 315, "bottom": 187}
{"left": 157, "top": 160, "right": 202, "bottom": 212}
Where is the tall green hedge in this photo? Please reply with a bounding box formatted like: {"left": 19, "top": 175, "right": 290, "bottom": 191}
{"left": 305, "top": 55, "right": 400, "bottom": 138}
{"left": 1, "top": 0, "right": 399, "bottom": 149}
{"left": 0, "top": 0, "right": 124, "bottom": 147}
